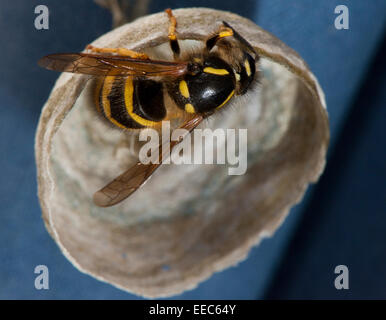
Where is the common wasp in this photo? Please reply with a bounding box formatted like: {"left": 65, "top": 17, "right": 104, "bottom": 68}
{"left": 38, "top": 9, "right": 259, "bottom": 207}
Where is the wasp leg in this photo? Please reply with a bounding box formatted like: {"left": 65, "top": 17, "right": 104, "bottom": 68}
{"left": 205, "top": 25, "right": 234, "bottom": 52}
{"left": 86, "top": 44, "right": 149, "bottom": 60}
{"left": 165, "top": 8, "right": 180, "bottom": 57}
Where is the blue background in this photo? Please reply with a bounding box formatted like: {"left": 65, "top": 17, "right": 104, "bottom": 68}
{"left": 0, "top": 0, "right": 385, "bottom": 299}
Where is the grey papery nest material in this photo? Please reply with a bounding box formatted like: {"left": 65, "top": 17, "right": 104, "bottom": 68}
{"left": 35, "top": 8, "right": 329, "bottom": 298}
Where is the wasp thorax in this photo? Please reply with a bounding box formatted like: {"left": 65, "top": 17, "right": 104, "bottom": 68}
{"left": 168, "top": 55, "right": 240, "bottom": 114}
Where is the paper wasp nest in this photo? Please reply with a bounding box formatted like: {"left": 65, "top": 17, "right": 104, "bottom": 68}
{"left": 35, "top": 8, "right": 329, "bottom": 297}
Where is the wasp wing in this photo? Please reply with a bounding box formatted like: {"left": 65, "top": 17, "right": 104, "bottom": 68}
{"left": 38, "top": 53, "right": 188, "bottom": 77}
{"left": 93, "top": 116, "right": 204, "bottom": 207}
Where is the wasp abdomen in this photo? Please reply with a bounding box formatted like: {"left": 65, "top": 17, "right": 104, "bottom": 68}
{"left": 95, "top": 77, "right": 166, "bottom": 129}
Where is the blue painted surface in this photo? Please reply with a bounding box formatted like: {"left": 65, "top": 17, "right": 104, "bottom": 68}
{"left": 0, "top": 0, "right": 385, "bottom": 299}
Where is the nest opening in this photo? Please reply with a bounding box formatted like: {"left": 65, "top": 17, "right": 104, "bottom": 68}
{"left": 36, "top": 8, "right": 329, "bottom": 298}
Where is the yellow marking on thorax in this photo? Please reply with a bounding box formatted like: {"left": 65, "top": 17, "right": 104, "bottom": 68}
{"left": 203, "top": 67, "right": 229, "bottom": 75}
{"left": 185, "top": 103, "right": 196, "bottom": 113}
{"left": 124, "top": 78, "right": 159, "bottom": 127}
{"left": 216, "top": 90, "right": 235, "bottom": 109}
{"left": 101, "top": 76, "right": 127, "bottom": 130}
{"left": 179, "top": 80, "right": 190, "bottom": 98}
{"left": 244, "top": 59, "right": 252, "bottom": 77}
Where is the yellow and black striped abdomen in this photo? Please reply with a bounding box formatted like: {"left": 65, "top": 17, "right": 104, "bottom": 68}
{"left": 95, "top": 76, "right": 166, "bottom": 129}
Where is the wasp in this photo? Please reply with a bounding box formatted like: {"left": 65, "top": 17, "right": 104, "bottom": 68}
{"left": 39, "top": 9, "right": 259, "bottom": 207}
